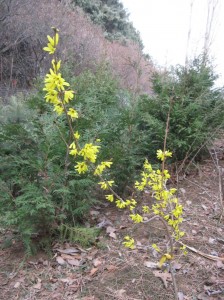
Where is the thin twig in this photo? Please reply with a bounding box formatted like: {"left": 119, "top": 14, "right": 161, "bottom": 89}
{"left": 160, "top": 94, "right": 178, "bottom": 300}
{"left": 170, "top": 261, "right": 179, "bottom": 300}
{"left": 162, "top": 94, "right": 173, "bottom": 174}
{"left": 157, "top": 216, "right": 178, "bottom": 300}
{"left": 178, "top": 241, "right": 224, "bottom": 262}
{"left": 218, "top": 166, "right": 224, "bottom": 222}
{"left": 208, "top": 142, "right": 224, "bottom": 223}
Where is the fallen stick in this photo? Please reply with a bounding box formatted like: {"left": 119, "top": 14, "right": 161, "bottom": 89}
{"left": 178, "top": 241, "right": 224, "bottom": 262}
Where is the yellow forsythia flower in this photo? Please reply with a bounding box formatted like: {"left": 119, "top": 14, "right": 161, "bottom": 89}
{"left": 142, "top": 205, "right": 150, "bottom": 213}
{"left": 43, "top": 31, "right": 59, "bottom": 54}
{"left": 53, "top": 104, "right": 64, "bottom": 115}
{"left": 75, "top": 162, "right": 88, "bottom": 174}
{"left": 44, "top": 70, "right": 70, "bottom": 91}
{"left": 69, "top": 144, "right": 78, "bottom": 157}
{"left": 156, "top": 149, "right": 172, "bottom": 161}
{"left": 115, "top": 199, "right": 126, "bottom": 209}
{"left": 67, "top": 108, "right": 78, "bottom": 120}
{"left": 129, "top": 213, "right": 143, "bottom": 223}
{"left": 143, "top": 159, "right": 153, "bottom": 171}
{"left": 94, "top": 161, "right": 112, "bottom": 176}
{"left": 79, "top": 143, "right": 100, "bottom": 163}
{"left": 98, "top": 180, "right": 114, "bottom": 190}
{"left": 152, "top": 243, "right": 161, "bottom": 252}
{"left": 123, "top": 236, "right": 135, "bottom": 249}
{"left": 74, "top": 131, "right": 80, "bottom": 140}
{"left": 125, "top": 199, "right": 137, "bottom": 210}
{"left": 159, "top": 253, "right": 172, "bottom": 267}
{"left": 52, "top": 59, "right": 61, "bottom": 73}
{"left": 64, "top": 90, "right": 74, "bottom": 103}
{"left": 105, "top": 194, "right": 114, "bottom": 202}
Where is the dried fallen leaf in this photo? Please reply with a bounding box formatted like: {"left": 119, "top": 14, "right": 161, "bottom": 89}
{"left": 90, "top": 267, "right": 98, "bottom": 276}
{"left": 33, "top": 279, "right": 42, "bottom": 290}
{"left": 43, "top": 260, "right": 49, "bottom": 266}
{"left": 28, "top": 260, "right": 38, "bottom": 265}
{"left": 172, "top": 262, "right": 182, "bottom": 270}
{"left": 51, "top": 292, "right": 64, "bottom": 299}
{"left": 60, "top": 277, "right": 75, "bottom": 285}
{"left": 106, "top": 226, "right": 116, "bottom": 234}
{"left": 14, "top": 282, "right": 21, "bottom": 288}
{"left": 67, "top": 259, "right": 80, "bottom": 267}
{"left": 210, "top": 250, "right": 218, "bottom": 256}
{"left": 56, "top": 248, "right": 80, "bottom": 254}
{"left": 144, "top": 261, "right": 158, "bottom": 269}
{"left": 109, "top": 232, "right": 117, "bottom": 239}
{"left": 216, "top": 260, "right": 224, "bottom": 269}
{"left": 197, "top": 292, "right": 209, "bottom": 300}
{"left": 119, "top": 225, "right": 127, "bottom": 230}
{"left": 93, "top": 258, "right": 102, "bottom": 267}
{"left": 115, "top": 289, "right": 126, "bottom": 297}
{"left": 90, "top": 210, "right": 100, "bottom": 216}
{"left": 106, "top": 265, "right": 117, "bottom": 272}
{"left": 61, "top": 253, "right": 82, "bottom": 260}
{"left": 178, "top": 291, "right": 184, "bottom": 300}
{"left": 208, "top": 237, "right": 215, "bottom": 244}
{"left": 180, "top": 188, "right": 186, "bottom": 194}
{"left": 56, "top": 256, "right": 66, "bottom": 265}
{"left": 201, "top": 204, "right": 207, "bottom": 211}
{"left": 97, "top": 219, "right": 112, "bottom": 228}
{"left": 153, "top": 270, "right": 172, "bottom": 288}
{"left": 60, "top": 278, "right": 70, "bottom": 284}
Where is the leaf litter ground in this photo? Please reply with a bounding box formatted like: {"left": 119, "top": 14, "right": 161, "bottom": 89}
{"left": 0, "top": 149, "right": 224, "bottom": 300}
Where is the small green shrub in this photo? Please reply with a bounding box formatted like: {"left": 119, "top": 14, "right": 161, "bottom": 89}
{"left": 0, "top": 95, "right": 97, "bottom": 253}
{"left": 69, "top": 66, "right": 145, "bottom": 191}
{"left": 135, "top": 56, "right": 224, "bottom": 163}
{"left": 59, "top": 224, "right": 101, "bottom": 247}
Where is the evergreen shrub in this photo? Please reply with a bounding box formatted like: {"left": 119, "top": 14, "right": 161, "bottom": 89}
{"left": 135, "top": 57, "right": 224, "bottom": 163}
{"left": 0, "top": 95, "right": 96, "bottom": 253}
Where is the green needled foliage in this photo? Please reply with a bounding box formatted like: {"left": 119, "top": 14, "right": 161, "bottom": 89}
{"left": 135, "top": 56, "right": 224, "bottom": 164}
{"left": 0, "top": 95, "right": 97, "bottom": 254}
{"left": 59, "top": 224, "right": 101, "bottom": 247}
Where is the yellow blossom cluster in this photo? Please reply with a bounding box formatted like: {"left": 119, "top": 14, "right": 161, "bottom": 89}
{"left": 43, "top": 30, "right": 74, "bottom": 116}
{"left": 43, "top": 30, "right": 59, "bottom": 54}
{"left": 134, "top": 152, "right": 185, "bottom": 241}
{"left": 43, "top": 28, "right": 114, "bottom": 184}
{"left": 123, "top": 236, "right": 135, "bottom": 249}
{"left": 115, "top": 198, "right": 137, "bottom": 210}
{"left": 129, "top": 213, "right": 143, "bottom": 223}
{"left": 94, "top": 161, "right": 112, "bottom": 176}
{"left": 98, "top": 180, "right": 114, "bottom": 190}
{"left": 156, "top": 149, "right": 172, "bottom": 161}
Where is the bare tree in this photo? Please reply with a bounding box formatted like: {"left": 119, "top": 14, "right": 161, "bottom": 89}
{"left": 185, "top": 0, "right": 194, "bottom": 67}
{"left": 203, "top": 0, "right": 220, "bottom": 63}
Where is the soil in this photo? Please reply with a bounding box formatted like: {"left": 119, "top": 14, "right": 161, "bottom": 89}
{"left": 1, "top": 144, "right": 224, "bottom": 300}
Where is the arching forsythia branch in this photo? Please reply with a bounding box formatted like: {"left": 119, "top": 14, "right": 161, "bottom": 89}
{"left": 43, "top": 28, "right": 187, "bottom": 268}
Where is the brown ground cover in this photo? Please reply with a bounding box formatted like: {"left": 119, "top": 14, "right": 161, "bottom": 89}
{"left": 1, "top": 145, "right": 224, "bottom": 300}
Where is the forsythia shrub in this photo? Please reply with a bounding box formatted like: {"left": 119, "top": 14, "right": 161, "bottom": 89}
{"left": 43, "top": 28, "right": 186, "bottom": 265}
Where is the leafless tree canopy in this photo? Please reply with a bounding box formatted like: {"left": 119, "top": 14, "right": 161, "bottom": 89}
{"left": 0, "top": 0, "right": 153, "bottom": 94}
